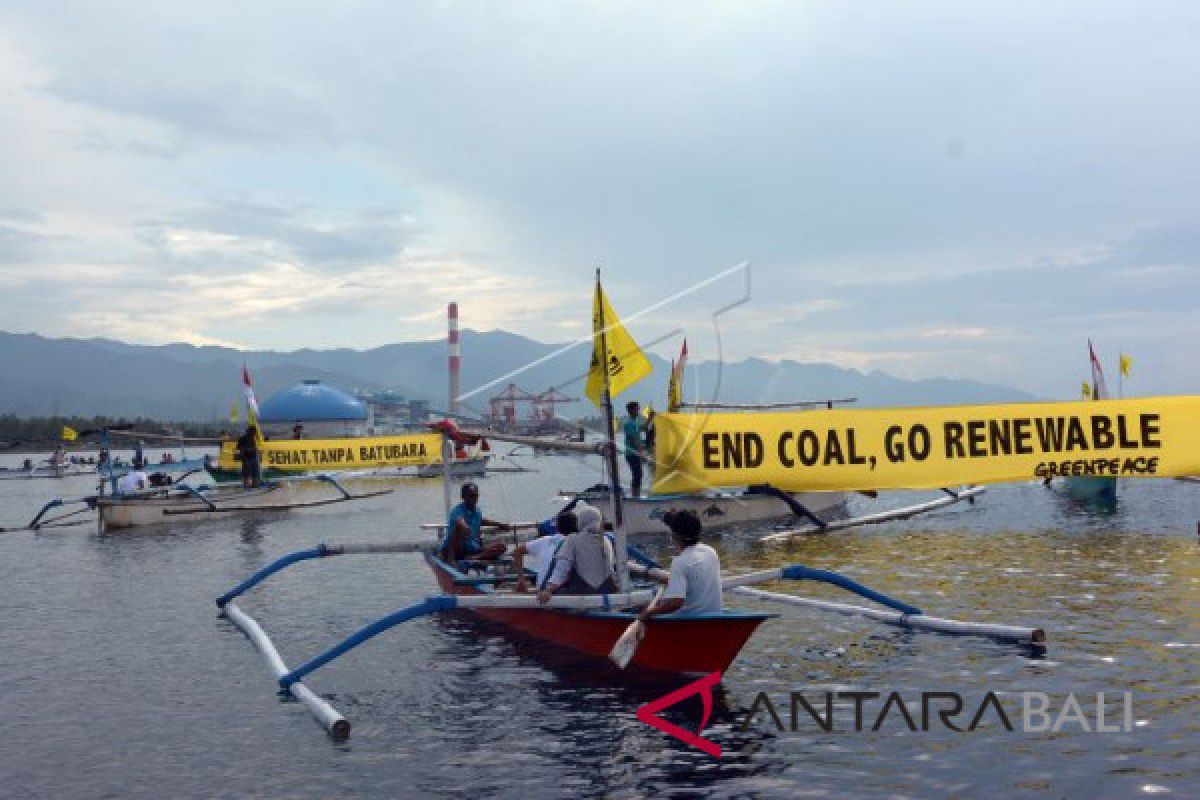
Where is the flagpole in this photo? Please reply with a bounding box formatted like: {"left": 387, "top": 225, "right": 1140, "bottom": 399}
{"left": 595, "top": 268, "right": 630, "bottom": 592}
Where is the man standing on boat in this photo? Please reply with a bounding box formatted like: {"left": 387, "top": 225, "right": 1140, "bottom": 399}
{"left": 638, "top": 510, "right": 722, "bottom": 619}
{"left": 537, "top": 503, "right": 619, "bottom": 601}
{"left": 236, "top": 425, "right": 262, "bottom": 488}
{"left": 623, "top": 401, "right": 646, "bottom": 497}
{"left": 443, "top": 482, "right": 510, "bottom": 563}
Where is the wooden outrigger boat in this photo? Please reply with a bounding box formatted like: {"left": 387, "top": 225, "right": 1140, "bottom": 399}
{"left": 425, "top": 551, "right": 771, "bottom": 674}
{"left": 4, "top": 473, "right": 392, "bottom": 534}
{"left": 0, "top": 460, "right": 94, "bottom": 480}
{"left": 571, "top": 484, "right": 848, "bottom": 535}
{"left": 1061, "top": 342, "right": 1120, "bottom": 503}
{"left": 98, "top": 475, "right": 392, "bottom": 531}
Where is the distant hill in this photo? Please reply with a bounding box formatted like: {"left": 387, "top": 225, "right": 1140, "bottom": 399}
{"left": 0, "top": 330, "right": 1036, "bottom": 420}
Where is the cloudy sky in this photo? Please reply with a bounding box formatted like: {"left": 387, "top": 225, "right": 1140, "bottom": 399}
{"left": 0, "top": 1, "right": 1197, "bottom": 397}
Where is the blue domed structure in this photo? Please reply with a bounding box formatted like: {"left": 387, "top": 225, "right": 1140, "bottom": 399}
{"left": 259, "top": 380, "right": 367, "bottom": 423}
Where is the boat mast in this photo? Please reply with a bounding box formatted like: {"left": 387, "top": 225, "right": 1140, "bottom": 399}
{"left": 594, "top": 268, "right": 630, "bottom": 591}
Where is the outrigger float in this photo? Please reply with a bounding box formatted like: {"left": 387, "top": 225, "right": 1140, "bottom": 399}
{"left": 216, "top": 275, "right": 1041, "bottom": 739}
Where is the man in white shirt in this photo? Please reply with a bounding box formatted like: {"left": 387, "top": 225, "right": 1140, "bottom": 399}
{"left": 513, "top": 510, "right": 575, "bottom": 592}
{"left": 638, "top": 509, "right": 723, "bottom": 620}
{"left": 116, "top": 462, "right": 149, "bottom": 494}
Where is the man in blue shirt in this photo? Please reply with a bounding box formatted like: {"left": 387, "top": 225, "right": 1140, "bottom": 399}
{"left": 443, "top": 482, "right": 510, "bottom": 562}
{"left": 623, "top": 401, "right": 646, "bottom": 497}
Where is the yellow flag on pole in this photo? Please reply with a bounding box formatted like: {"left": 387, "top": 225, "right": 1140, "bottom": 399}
{"left": 1081, "top": 381, "right": 1092, "bottom": 400}
{"left": 1119, "top": 354, "right": 1132, "bottom": 377}
{"left": 585, "top": 282, "right": 652, "bottom": 407}
{"left": 61, "top": 426, "right": 78, "bottom": 441}
{"left": 229, "top": 401, "right": 239, "bottom": 424}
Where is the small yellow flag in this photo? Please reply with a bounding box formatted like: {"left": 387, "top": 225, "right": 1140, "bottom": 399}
{"left": 229, "top": 401, "right": 239, "bottom": 424}
{"left": 1119, "top": 354, "right": 1132, "bottom": 377}
{"left": 61, "top": 426, "right": 78, "bottom": 441}
{"left": 667, "top": 360, "right": 682, "bottom": 412}
{"left": 1081, "top": 381, "right": 1092, "bottom": 400}
{"left": 585, "top": 281, "right": 652, "bottom": 407}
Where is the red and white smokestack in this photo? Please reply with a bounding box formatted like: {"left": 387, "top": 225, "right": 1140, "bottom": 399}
{"left": 447, "top": 302, "right": 461, "bottom": 416}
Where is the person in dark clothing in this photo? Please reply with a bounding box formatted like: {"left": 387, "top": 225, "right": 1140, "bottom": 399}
{"left": 623, "top": 401, "right": 645, "bottom": 497}
{"left": 236, "top": 426, "right": 262, "bottom": 488}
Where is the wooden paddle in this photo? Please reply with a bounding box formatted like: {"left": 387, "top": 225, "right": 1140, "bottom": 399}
{"left": 609, "top": 586, "right": 664, "bottom": 669}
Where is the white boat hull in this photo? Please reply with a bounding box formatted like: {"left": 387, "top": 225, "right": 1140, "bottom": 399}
{"left": 578, "top": 488, "right": 848, "bottom": 535}
{"left": 96, "top": 484, "right": 296, "bottom": 530}
{"left": 415, "top": 457, "right": 489, "bottom": 479}
{"left": 0, "top": 464, "right": 95, "bottom": 480}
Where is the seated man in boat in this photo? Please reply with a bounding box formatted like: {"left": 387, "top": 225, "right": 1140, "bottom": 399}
{"left": 513, "top": 509, "right": 576, "bottom": 592}
{"left": 537, "top": 503, "right": 619, "bottom": 601}
{"left": 116, "top": 461, "right": 150, "bottom": 494}
{"left": 637, "top": 510, "right": 722, "bottom": 620}
{"left": 442, "top": 482, "right": 510, "bottom": 563}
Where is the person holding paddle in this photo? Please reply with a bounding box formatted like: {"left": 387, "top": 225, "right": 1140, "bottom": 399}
{"left": 637, "top": 510, "right": 722, "bottom": 620}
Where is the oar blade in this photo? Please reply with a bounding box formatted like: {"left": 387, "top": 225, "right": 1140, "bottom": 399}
{"left": 608, "top": 620, "right": 645, "bottom": 669}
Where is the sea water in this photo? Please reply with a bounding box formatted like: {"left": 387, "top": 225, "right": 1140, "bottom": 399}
{"left": 0, "top": 450, "right": 1196, "bottom": 798}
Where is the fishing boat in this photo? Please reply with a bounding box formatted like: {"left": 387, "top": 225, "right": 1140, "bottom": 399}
{"left": 414, "top": 455, "right": 489, "bottom": 478}
{"left": 94, "top": 483, "right": 294, "bottom": 529}
{"left": 570, "top": 483, "right": 847, "bottom": 535}
{"left": 0, "top": 460, "right": 93, "bottom": 480}
{"left": 425, "top": 551, "right": 770, "bottom": 674}
{"left": 1062, "top": 341, "right": 1120, "bottom": 502}
{"left": 93, "top": 475, "right": 392, "bottom": 531}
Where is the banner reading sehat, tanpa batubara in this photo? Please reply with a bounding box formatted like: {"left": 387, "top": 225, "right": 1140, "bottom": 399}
{"left": 218, "top": 433, "right": 443, "bottom": 474}
{"left": 651, "top": 396, "right": 1200, "bottom": 493}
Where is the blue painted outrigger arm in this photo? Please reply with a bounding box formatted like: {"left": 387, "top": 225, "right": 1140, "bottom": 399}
{"left": 278, "top": 597, "right": 455, "bottom": 689}
{"left": 216, "top": 545, "right": 335, "bottom": 607}
{"left": 27, "top": 498, "right": 65, "bottom": 528}
{"left": 778, "top": 565, "right": 923, "bottom": 616}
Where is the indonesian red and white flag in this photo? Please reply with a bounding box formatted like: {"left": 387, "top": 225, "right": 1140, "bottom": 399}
{"left": 242, "top": 364, "right": 260, "bottom": 416}
{"left": 1088, "top": 340, "right": 1108, "bottom": 400}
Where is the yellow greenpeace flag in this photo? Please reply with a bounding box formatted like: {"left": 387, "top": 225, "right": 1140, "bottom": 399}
{"left": 585, "top": 282, "right": 652, "bottom": 407}
{"left": 61, "top": 426, "right": 78, "bottom": 441}
{"left": 1120, "top": 354, "right": 1133, "bottom": 377}
{"left": 651, "top": 396, "right": 1200, "bottom": 494}
{"left": 1081, "top": 382, "right": 1092, "bottom": 400}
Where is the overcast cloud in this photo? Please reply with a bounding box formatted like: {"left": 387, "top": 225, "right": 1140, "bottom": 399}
{"left": 0, "top": 1, "right": 1197, "bottom": 397}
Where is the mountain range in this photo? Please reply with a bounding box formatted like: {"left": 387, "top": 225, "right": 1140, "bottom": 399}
{"left": 0, "top": 330, "right": 1037, "bottom": 420}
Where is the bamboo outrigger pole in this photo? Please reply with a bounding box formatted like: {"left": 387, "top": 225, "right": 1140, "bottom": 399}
{"left": 595, "top": 268, "right": 630, "bottom": 591}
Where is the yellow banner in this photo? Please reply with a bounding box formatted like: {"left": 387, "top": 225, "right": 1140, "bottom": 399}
{"left": 585, "top": 283, "right": 652, "bottom": 406}
{"left": 218, "top": 433, "right": 442, "bottom": 473}
{"left": 652, "top": 396, "right": 1200, "bottom": 493}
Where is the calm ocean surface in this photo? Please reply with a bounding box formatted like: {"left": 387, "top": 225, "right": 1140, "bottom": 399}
{"left": 1, "top": 449, "right": 1197, "bottom": 799}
